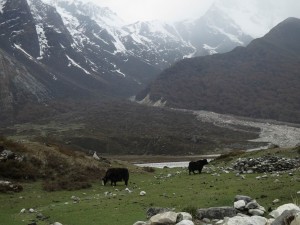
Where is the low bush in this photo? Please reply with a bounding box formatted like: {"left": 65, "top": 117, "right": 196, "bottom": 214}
{"left": 42, "top": 179, "right": 92, "bottom": 192}
{"left": 0, "top": 160, "right": 38, "bottom": 180}
{"left": 143, "top": 167, "right": 155, "bottom": 173}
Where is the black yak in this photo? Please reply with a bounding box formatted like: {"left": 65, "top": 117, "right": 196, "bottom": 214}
{"left": 188, "top": 159, "right": 208, "bottom": 175}
{"left": 102, "top": 168, "right": 129, "bottom": 186}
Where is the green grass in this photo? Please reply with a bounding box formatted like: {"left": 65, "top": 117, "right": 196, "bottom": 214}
{"left": 1, "top": 165, "right": 299, "bottom": 225}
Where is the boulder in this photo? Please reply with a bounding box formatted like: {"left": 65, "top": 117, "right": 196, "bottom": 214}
{"left": 223, "top": 215, "right": 267, "bottom": 225}
{"left": 196, "top": 207, "right": 237, "bottom": 220}
{"left": 270, "top": 204, "right": 300, "bottom": 218}
{"left": 149, "top": 211, "right": 178, "bottom": 225}
{"left": 271, "top": 209, "right": 300, "bottom": 225}
{"left": 246, "top": 201, "right": 260, "bottom": 210}
{"left": 177, "top": 212, "right": 192, "bottom": 221}
{"left": 234, "top": 195, "right": 252, "bottom": 204}
{"left": 53, "top": 223, "right": 63, "bottom": 225}
{"left": 176, "top": 220, "right": 194, "bottom": 225}
{"left": 234, "top": 200, "right": 246, "bottom": 210}
{"left": 248, "top": 209, "right": 265, "bottom": 216}
{"left": 146, "top": 207, "right": 173, "bottom": 219}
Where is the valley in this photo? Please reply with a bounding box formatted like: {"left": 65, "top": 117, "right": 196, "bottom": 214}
{"left": 0, "top": 1, "right": 300, "bottom": 225}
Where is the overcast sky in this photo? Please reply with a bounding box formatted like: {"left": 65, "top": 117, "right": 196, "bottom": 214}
{"left": 91, "top": 0, "right": 215, "bottom": 23}
{"left": 90, "top": 0, "right": 300, "bottom": 24}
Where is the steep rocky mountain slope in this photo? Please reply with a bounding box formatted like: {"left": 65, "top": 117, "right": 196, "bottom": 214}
{"left": 136, "top": 17, "right": 300, "bottom": 123}
{"left": 0, "top": 0, "right": 253, "bottom": 123}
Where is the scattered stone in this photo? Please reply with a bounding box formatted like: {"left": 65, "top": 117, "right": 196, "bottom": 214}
{"left": 140, "top": 191, "right": 146, "bottom": 196}
{"left": 71, "top": 196, "right": 80, "bottom": 202}
{"left": 234, "top": 195, "right": 252, "bottom": 204}
{"left": 53, "top": 222, "right": 63, "bottom": 225}
{"left": 176, "top": 219, "right": 194, "bottom": 225}
{"left": 0, "top": 180, "right": 23, "bottom": 193}
{"left": 234, "top": 200, "right": 246, "bottom": 210}
{"left": 196, "top": 207, "right": 237, "bottom": 220}
{"left": 177, "top": 212, "right": 192, "bottom": 221}
{"left": 245, "top": 201, "right": 259, "bottom": 210}
{"left": 271, "top": 209, "right": 300, "bottom": 225}
{"left": 92, "top": 151, "right": 100, "bottom": 160}
{"left": 269, "top": 203, "right": 300, "bottom": 218}
{"left": 248, "top": 209, "right": 265, "bottom": 216}
{"left": 223, "top": 215, "right": 267, "bottom": 225}
{"left": 29, "top": 208, "right": 35, "bottom": 213}
{"left": 20, "top": 208, "right": 26, "bottom": 213}
{"left": 146, "top": 207, "right": 172, "bottom": 218}
{"left": 149, "top": 211, "right": 178, "bottom": 224}
{"left": 133, "top": 221, "right": 148, "bottom": 225}
{"left": 232, "top": 156, "right": 300, "bottom": 173}
{"left": 273, "top": 199, "right": 280, "bottom": 204}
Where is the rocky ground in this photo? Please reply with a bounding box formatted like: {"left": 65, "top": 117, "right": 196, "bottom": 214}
{"left": 193, "top": 110, "right": 300, "bottom": 148}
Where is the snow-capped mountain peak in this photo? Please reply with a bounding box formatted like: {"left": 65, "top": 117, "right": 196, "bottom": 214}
{"left": 0, "top": 0, "right": 254, "bottom": 110}
{"left": 213, "top": 0, "right": 295, "bottom": 38}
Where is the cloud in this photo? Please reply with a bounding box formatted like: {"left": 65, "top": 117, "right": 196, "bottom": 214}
{"left": 91, "top": 0, "right": 215, "bottom": 23}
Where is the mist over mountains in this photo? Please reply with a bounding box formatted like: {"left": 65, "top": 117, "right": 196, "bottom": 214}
{"left": 0, "top": 0, "right": 254, "bottom": 120}
{"left": 0, "top": 0, "right": 299, "bottom": 126}
{"left": 136, "top": 17, "right": 300, "bottom": 123}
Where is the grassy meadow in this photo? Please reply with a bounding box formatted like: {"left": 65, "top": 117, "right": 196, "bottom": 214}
{"left": 1, "top": 147, "right": 300, "bottom": 225}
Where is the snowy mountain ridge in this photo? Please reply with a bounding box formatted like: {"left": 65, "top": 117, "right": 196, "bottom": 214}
{"left": 0, "top": 0, "right": 253, "bottom": 119}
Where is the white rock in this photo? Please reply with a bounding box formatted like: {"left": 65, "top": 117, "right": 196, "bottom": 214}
{"left": 224, "top": 215, "right": 267, "bottom": 225}
{"left": 29, "top": 208, "right": 35, "bottom": 213}
{"left": 53, "top": 222, "right": 63, "bottom": 225}
{"left": 133, "top": 221, "right": 147, "bottom": 225}
{"left": 272, "top": 199, "right": 280, "bottom": 203}
{"left": 269, "top": 203, "right": 300, "bottom": 218}
{"left": 150, "top": 211, "right": 178, "bottom": 224}
{"left": 297, "top": 191, "right": 300, "bottom": 194}
{"left": 20, "top": 208, "right": 26, "bottom": 213}
{"left": 71, "top": 196, "right": 80, "bottom": 201}
{"left": 234, "top": 200, "right": 246, "bottom": 209}
{"left": 178, "top": 212, "right": 193, "bottom": 221}
{"left": 215, "top": 219, "right": 224, "bottom": 225}
{"left": 176, "top": 219, "right": 194, "bottom": 225}
{"left": 140, "top": 191, "right": 146, "bottom": 196}
{"left": 93, "top": 151, "right": 100, "bottom": 160}
{"left": 248, "top": 209, "right": 265, "bottom": 216}
{"left": 125, "top": 188, "right": 132, "bottom": 193}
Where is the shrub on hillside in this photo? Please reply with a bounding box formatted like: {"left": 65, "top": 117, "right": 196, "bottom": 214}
{"left": 42, "top": 173, "right": 92, "bottom": 192}
{"left": 0, "top": 160, "right": 39, "bottom": 180}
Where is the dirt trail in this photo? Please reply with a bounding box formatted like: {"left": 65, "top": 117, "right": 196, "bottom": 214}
{"left": 193, "top": 110, "right": 300, "bottom": 148}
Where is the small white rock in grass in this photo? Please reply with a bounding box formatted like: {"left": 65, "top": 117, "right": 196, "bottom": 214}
{"left": 29, "top": 208, "right": 35, "bottom": 213}
{"left": 53, "top": 222, "right": 63, "bottom": 225}
{"left": 273, "top": 199, "right": 280, "bottom": 204}
{"left": 20, "top": 208, "right": 26, "bottom": 213}
{"left": 140, "top": 191, "right": 146, "bottom": 196}
{"left": 125, "top": 188, "right": 132, "bottom": 193}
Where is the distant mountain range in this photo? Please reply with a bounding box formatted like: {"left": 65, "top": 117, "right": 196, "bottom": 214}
{"left": 0, "top": 0, "right": 253, "bottom": 122}
{"left": 136, "top": 17, "right": 300, "bottom": 123}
